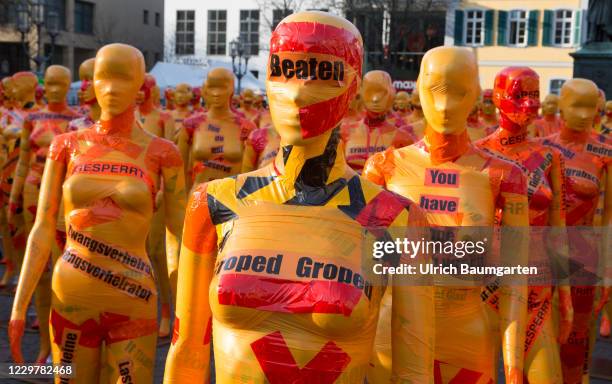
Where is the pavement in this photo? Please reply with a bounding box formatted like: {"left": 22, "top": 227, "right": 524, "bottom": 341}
{"left": 0, "top": 263, "right": 609, "bottom": 383}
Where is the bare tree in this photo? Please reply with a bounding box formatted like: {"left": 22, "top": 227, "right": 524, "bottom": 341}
{"left": 93, "top": 12, "right": 118, "bottom": 48}
{"left": 255, "top": 0, "right": 307, "bottom": 32}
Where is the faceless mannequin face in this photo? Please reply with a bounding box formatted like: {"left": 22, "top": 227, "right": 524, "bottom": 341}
{"left": 11, "top": 72, "right": 38, "bottom": 105}
{"left": 418, "top": 47, "right": 479, "bottom": 135}
{"left": 493, "top": 67, "right": 540, "bottom": 128}
{"left": 44, "top": 65, "right": 71, "bottom": 104}
{"left": 241, "top": 88, "right": 255, "bottom": 108}
{"left": 136, "top": 74, "right": 156, "bottom": 105}
{"left": 541, "top": 94, "right": 559, "bottom": 116}
{"left": 559, "top": 78, "right": 599, "bottom": 132}
{"left": 480, "top": 89, "right": 496, "bottom": 116}
{"left": 204, "top": 68, "right": 233, "bottom": 110}
{"left": 94, "top": 44, "right": 145, "bottom": 118}
{"left": 174, "top": 83, "right": 193, "bottom": 107}
{"left": 394, "top": 91, "right": 410, "bottom": 111}
{"left": 266, "top": 11, "right": 363, "bottom": 145}
{"left": 361, "top": 70, "right": 394, "bottom": 115}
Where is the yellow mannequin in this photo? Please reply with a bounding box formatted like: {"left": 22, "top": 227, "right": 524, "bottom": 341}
{"left": 238, "top": 88, "right": 260, "bottom": 127}
{"left": 341, "top": 70, "right": 416, "bottom": 172}
{"left": 170, "top": 83, "right": 193, "bottom": 142}
{"left": 601, "top": 100, "right": 612, "bottom": 134}
{"left": 9, "top": 44, "right": 186, "bottom": 383}
{"left": 178, "top": 68, "right": 255, "bottom": 187}
{"left": 164, "top": 11, "right": 433, "bottom": 383}
{"left": 364, "top": 47, "right": 529, "bottom": 383}
{"left": 531, "top": 94, "right": 562, "bottom": 137}
{"left": 73, "top": 59, "right": 100, "bottom": 129}
{"left": 407, "top": 88, "right": 426, "bottom": 139}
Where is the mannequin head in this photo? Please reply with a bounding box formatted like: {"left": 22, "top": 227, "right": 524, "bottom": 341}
{"left": 418, "top": 46, "right": 479, "bottom": 135}
{"left": 480, "top": 88, "right": 496, "bottom": 117}
{"left": 558, "top": 78, "right": 599, "bottom": 133}
{"left": 11, "top": 72, "right": 38, "bottom": 106}
{"left": 0, "top": 78, "right": 6, "bottom": 106}
{"left": 493, "top": 67, "right": 540, "bottom": 130}
{"left": 164, "top": 87, "right": 174, "bottom": 109}
{"left": 606, "top": 100, "right": 612, "bottom": 118}
{"left": 348, "top": 92, "right": 363, "bottom": 114}
{"left": 204, "top": 67, "right": 233, "bottom": 111}
{"left": 35, "top": 85, "right": 44, "bottom": 105}
{"left": 1, "top": 77, "right": 14, "bottom": 108}
{"left": 254, "top": 94, "right": 263, "bottom": 109}
{"left": 241, "top": 88, "right": 255, "bottom": 109}
{"left": 136, "top": 73, "right": 156, "bottom": 105}
{"left": 541, "top": 94, "right": 559, "bottom": 116}
{"left": 394, "top": 91, "right": 410, "bottom": 112}
{"left": 191, "top": 87, "right": 201, "bottom": 108}
{"left": 267, "top": 11, "right": 363, "bottom": 144}
{"left": 595, "top": 89, "right": 606, "bottom": 123}
{"left": 152, "top": 85, "right": 161, "bottom": 106}
{"left": 94, "top": 43, "right": 145, "bottom": 119}
{"left": 174, "top": 83, "right": 193, "bottom": 108}
{"left": 44, "top": 65, "right": 71, "bottom": 104}
{"left": 361, "top": 70, "right": 394, "bottom": 117}
{"left": 411, "top": 87, "right": 422, "bottom": 110}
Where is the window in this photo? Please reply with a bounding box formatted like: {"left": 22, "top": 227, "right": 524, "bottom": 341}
{"left": 464, "top": 10, "right": 485, "bottom": 46}
{"left": 272, "top": 9, "right": 292, "bottom": 31}
{"left": 549, "top": 79, "right": 566, "bottom": 95}
{"left": 74, "top": 1, "right": 93, "bottom": 34}
{"left": 175, "top": 10, "right": 195, "bottom": 55}
{"left": 553, "top": 9, "right": 573, "bottom": 46}
{"left": 240, "top": 10, "right": 259, "bottom": 55}
{"left": 46, "top": 0, "right": 66, "bottom": 30}
{"left": 0, "top": 2, "right": 17, "bottom": 25}
{"left": 508, "top": 10, "right": 528, "bottom": 46}
{"left": 143, "top": 10, "right": 149, "bottom": 25}
{"left": 207, "top": 10, "right": 227, "bottom": 55}
{"left": 155, "top": 12, "right": 160, "bottom": 27}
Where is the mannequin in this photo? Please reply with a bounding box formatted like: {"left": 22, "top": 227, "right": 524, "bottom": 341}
{"left": 170, "top": 83, "right": 193, "bottom": 143}
{"left": 164, "top": 11, "right": 433, "bottom": 383}
{"left": 70, "top": 59, "right": 100, "bottom": 131}
{"left": 601, "top": 100, "right": 612, "bottom": 135}
{"left": 2, "top": 72, "right": 39, "bottom": 286}
{"left": 480, "top": 88, "right": 499, "bottom": 133}
{"left": 9, "top": 65, "right": 81, "bottom": 363}
{"left": 466, "top": 99, "right": 490, "bottom": 141}
{"left": 539, "top": 79, "right": 611, "bottom": 383}
{"left": 241, "top": 109, "right": 280, "bottom": 173}
{"left": 136, "top": 73, "right": 176, "bottom": 337}
{"left": 35, "top": 85, "right": 45, "bottom": 108}
{"left": 407, "top": 88, "right": 426, "bottom": 139}
{"left": 8, "top": 44, "right": 186, "bottom": 383}
{"left": 191, "top": 87, "right": 204, "bottom": 114}
{"left": 178, "top": 68, "right": 255, "bottom": 187}
{"left": 238, "top": 88, "right": 261, "bottom": 127}
{"left": 364, "top": 47, "right": 529, "bottom": 383}
{"left": 164, "top": 87, "right": 175, "bottom": 111}
{"left": 532, "top": 94, "right": 562, "bottom": 137}
{"left": 392, "top": 90, "right": 412, "bottom": 124}
{"left": 152, "top": 85, "right": 162, "bottom": 108}
{"left": 476, "top": 67, "right": 571, "bottom": 383}
{"left": 593, "top": 89, "right": 606, "bottom": 134}
{"left": 341, "top": 70, "right": 416, "bottom": 172}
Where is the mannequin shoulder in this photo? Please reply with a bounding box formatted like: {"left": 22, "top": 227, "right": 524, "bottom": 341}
{"left": 146, "top": 136, "right": 183, "bottom": 167}
{"left": 585, "top": 135, "right": 612, "bottom": 160}
{"left": 48, "top": 130, "right": 80, "bottom": 162}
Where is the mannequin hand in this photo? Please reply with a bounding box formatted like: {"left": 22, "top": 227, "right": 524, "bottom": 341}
{"left": 505, "top": 366, "right": 523, "bottom": 384}
{"left": 8, "top": 319, "right": 25, "bottom": 363}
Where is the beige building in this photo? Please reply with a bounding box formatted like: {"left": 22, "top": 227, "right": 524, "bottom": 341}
{"left": 448, "top": 0, "right": 588, "bottom": 96}
{"left": 0, "top": 0, "right": 164, "bottom": 79}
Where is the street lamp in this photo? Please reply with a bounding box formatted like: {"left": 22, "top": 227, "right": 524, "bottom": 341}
{"left": 230, "top": 36, "right": 250, "bottom": 94}
{"left": 17, "top": 0, "right": 61, "bottom": 77}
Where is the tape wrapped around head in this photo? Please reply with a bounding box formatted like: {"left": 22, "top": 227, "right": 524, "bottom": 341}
{"left": 267, "top": 11, "right": 363, "bottom": 141}
{"left": 493, "top": 66, "right": 540, "bottom": 126}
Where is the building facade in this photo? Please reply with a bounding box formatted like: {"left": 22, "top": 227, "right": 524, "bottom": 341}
{"left": 0, "top": 0, "right": 164, "bottom": 79}
{"left": 163, "top": 0, "right": 334, "bottom": 80}
{"left": 448, "top": 0, "right": 589, "bottom": 96}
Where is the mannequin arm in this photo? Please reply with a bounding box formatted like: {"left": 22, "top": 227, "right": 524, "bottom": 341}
{"left": 176, "top": 128, "right": 191, "bottom": 190}
{"left": 499, "top": 173, "right": 529, "bottom": 384}
{"left": 163, "top": 113, "right": 176, "bottom": 142}
{"left": 8, "top": 120, "right": 31, "bottom": 217}
{"left": 241, "top": 138, "right": 258, "bottom": 173}
{"left": 164, "top": 183, "right": 216, "bottom": 383}
{"left": 161, "top": 144, "right": 187, "bottom": 301}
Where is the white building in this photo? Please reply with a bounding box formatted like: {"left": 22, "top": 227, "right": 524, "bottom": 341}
{"left": 163, "top": 0, "right": 337, "bottom": 80}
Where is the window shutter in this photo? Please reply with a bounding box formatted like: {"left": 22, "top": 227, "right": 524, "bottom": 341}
{"left": 573, "top": 10, "right": 582, "bottom": 46}
{"left": 454, "top": 10, "right": 464, "bottom": 46}
{"left": 484, "top": 10, "right": 494, "bottom": 45}
{"left": 497, "top": 11, "right": 508, "bottom": 45}
{"left": 528, "top": 10, "right": 539, "bottom": 46}
{"left": 542, "top": 10, "right": 553, "bottom": 46}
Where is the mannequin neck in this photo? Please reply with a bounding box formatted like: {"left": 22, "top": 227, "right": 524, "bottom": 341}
{"left": 139, "top": 98, "right": 154, "bottom": 115}
{"left": 241, "top": 104, "right": 253, "bottom": 111}
{"left": 498, "top": 113, "right": 526, "bottom": 135}
{"left": 47, "top": 101, "right": 67, "bottom": 112}
{"left": 424, "top": 126, "right": 470, "bottom": 165}
{"left": 175, "top": 103, "right": 190, "bottom": 113}
{"left": 274, "top": 127, "right": 347, "bottom": 189}
{"left": 543, "top": 113, "right": 557, "bottom": 122}
{"left": 208, "top": 104, "right": 233, "bottom": 120}
{"left": 97, "top": 106, "right": 136, "bottom": 137}
{"left": 365, "top": 110, "right": 387, "bottom": 127}
{"left": 560, "top": 122, "right": 589, "bottom": 142}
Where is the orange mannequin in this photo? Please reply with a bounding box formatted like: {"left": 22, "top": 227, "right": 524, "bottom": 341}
{"left": 341, "top": 70, "right": 417, "bottom": 172}
{"left": 238, "top": 88, "right": 261, "bottom": 127}
{"left": 364, "top": 47, "right": 529, "bottom": 384}
{"left": 164, "top": 87, "right": 175, "bottom": 111}
{"left": 70, "top": 59, "right": 100, "bottom": 132}
{"left": 392, "top": 90, "right": 412, "bottom": 125}
{"left": 136, "top": 73, "right": 176, "bottom": 337}
{"left": 480, "top": 88, "right": 499, "bottom": 134}
{"left": 476, "top": 67, "right": 571, "bottom": 384}
{"left": 532, "top": 94, "right": 563, "bottom": 138}
{"left": 407, "top": 88, "right": 426, "bottom": 139}
{"left": 600, "top": 100, "right": 612, "bottom": 135}
{"left": 466, "top": 100, "right": 490, "bottom": 142}
{"left": 0, "top": 76, "right": 16, "bottom": 287}
{"left": 8, "top": 44, "right": 186, "bottom": 383}
{"left": 241, "top": 109, "right": 280, "bottom": 173}
{"left": 178, "top": 68, "right": 255, "bottom": 187}
{"left": 593, "top": 90, "right": 606, "bottom": 135}
{"left": 539, "top": 79, "right": 611, "bottom": 383}
{"left": 191, "top": 87, "right": 204, "bottom": 114}
{"left": 35, "top": 85, "right": 45, "bottom": 108}
{"left": 164, "top": 11, "right": 434, "bottom": 383}
{"left": 170, "top": 83, "right": 193, "bottom": 143}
